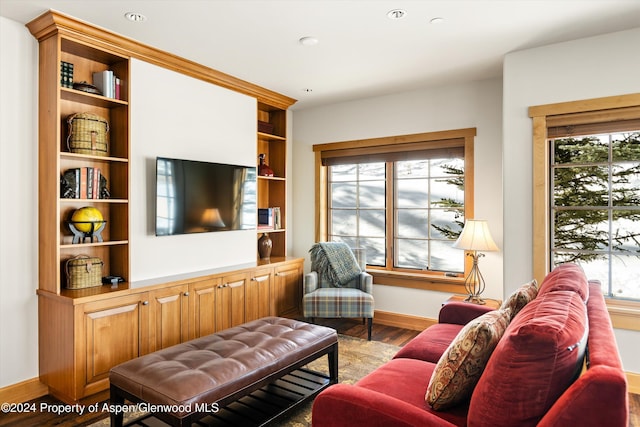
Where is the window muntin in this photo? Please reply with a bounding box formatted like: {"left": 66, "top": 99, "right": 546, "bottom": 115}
{"left": 550, "top": 131, "right": 640, "bottom": 300}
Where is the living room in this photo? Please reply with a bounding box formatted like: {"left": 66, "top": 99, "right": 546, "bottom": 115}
{"left": 0, "top": 0, "right": 639, "bottom": 425}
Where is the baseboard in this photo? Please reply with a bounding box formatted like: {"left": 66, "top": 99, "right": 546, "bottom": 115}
{"left": 374, "top": 310, "right": 436, "bottom": 331}
{"left": 0, "top": 377, "right": 48, "bottom": 403}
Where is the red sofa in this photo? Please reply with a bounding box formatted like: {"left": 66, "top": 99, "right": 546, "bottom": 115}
{"left": 311, "top": 264, "right": 629, "bottom": 427}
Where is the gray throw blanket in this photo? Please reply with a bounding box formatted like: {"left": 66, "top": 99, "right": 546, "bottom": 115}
{"left": 309, "top": 242, "right": 362, "bottom": 287}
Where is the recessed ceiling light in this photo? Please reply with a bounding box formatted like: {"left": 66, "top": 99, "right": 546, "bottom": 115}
{"left": 299, "top": 36, "right": 319, "bottom": 46}
{"left": 124, "top": 12, "right": 147, "bottom": 22}
{"left": 387, "top": 9, "right": 406, "bottom": 20}
{"left": 430, "top": 17, "right": 445, "bottom": 24}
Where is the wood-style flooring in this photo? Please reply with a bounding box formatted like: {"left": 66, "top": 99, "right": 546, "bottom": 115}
{"left": 0, "top": 318, "right": 637, "bottom": 427}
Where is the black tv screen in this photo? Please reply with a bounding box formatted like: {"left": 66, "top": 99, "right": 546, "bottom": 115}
{"left": 155, "top": 157, "right": 257, "bottom": 236}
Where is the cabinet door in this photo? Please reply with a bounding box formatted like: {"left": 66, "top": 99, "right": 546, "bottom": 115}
{"left": 246, "top": 267, "right": 274, "bottom": 322}
{"left": 274, "top": 261, "right": 302, "bottom": 316}
{"left": 81, "top": 293, "right": 149, "bottom": 397}
{"left": 189, "top": 278, "right": 219, "bottom": 340}
{"left": 149, "top": 284, "right": 189, "bottom": 351}
{"left": 216, "top": 272, "right": 247, "bottom": 331}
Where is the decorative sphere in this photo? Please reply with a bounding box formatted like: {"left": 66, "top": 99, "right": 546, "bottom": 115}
{"left": 71, "top": 206, "right": 104, "bottom": 233}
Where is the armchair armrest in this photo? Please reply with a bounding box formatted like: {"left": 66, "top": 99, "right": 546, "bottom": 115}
{"left": 304, "top": 271, "right": 319, "bottom": 294}
{"left": 312, "top": 384, "right": 457, "bottom": 427}
{"left": 438, "top": 301, "right": 495, "bottom": 325}
{"left": 358, "top": 271, "right": 373, "bottom": 294}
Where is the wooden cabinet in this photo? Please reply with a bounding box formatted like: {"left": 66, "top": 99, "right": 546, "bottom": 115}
{"left": 188, "top": 278, "right": 219, "bottom": 340}
{"left": 38, "top": 292, "right": 149, "bottom": 403}
{"left": 274, "top": 261, "right": 303, "bottom": 316}
{"left": 149, "top": 284, "right": 189, "bottom": 351}
{"left": 215, "top": 272, "right": 248, "bottom": 331}
{"left": 80, "top": 294, "right": 149, "bottom": 398}
{"left": 246, "top": 267, "right": 275, "bottom": 322}
{"left": 257, "top": 103, "right": 288, "bottom": 258}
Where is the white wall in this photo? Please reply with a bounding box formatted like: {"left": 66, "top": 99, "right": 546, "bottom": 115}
{"left": 502, "top": 28, "right": 640, "bottom": 372}
{"left": 0, "top": 16, "right": 39, "bottom": 387}
{"left": 291, "top": 78, "right": 504, "bottom": 318}
{"left": 130, "top": 59, "right": 257, "bottom": 282}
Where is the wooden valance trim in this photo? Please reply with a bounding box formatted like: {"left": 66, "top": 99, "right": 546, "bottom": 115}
{"left": 26, "top": 10, "right": 296, "bottom": 109}
{"left": 313, "top": 128, "right": 476, "bottom": 153}
{"left": 528, "top": 93, "right": 640, "bottom": 118}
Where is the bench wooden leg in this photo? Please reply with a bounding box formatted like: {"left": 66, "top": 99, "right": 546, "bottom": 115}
{"left": 110, "top": 384, "right": 125, "bottom": 427}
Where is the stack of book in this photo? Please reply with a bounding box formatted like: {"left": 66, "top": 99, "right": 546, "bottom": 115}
{"left": 60, "top": 61, "right": 74, "bottom": 88}
{"left": 62, "top": 167, "right": 105, "bottom": 199}
{"left": 92, "top": 70, "right": 122, "bottom": 99}
{"left": 258, "top": 207, "right": 281, "bottom": 230}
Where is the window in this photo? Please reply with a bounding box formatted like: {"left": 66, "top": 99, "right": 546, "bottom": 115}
{"left": 530, "top": 93, "right": 640, "bottom": 330}
{"left": 314, "top": 128, "right": 476, "bottom": 290}
{"left": 550, "top": 131, "right": 640, "bottom": 299}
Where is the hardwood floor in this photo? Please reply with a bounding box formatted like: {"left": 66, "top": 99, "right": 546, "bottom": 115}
{"left": 0, "top": 318, "right": 637, "bottom": 426}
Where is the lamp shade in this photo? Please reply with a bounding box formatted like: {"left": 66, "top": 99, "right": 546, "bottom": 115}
{"left": 453, "top": 219, "right": 499, "bottom": 252}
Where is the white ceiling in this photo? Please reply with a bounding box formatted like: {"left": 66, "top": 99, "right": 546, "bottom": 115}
{"left": 1, "top": 0, "right": 639, "bottom": 110}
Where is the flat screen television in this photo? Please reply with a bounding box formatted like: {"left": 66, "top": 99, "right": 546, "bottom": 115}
{"left": 155, "top": 157, "right": 257, "bottom": 236}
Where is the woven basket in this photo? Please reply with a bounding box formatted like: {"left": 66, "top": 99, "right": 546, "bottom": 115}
{"left": 67, "top": 113, "right": 109, "bottom": 156}
{"left": 65, "top": 255, "right": 103, "bottom": 289}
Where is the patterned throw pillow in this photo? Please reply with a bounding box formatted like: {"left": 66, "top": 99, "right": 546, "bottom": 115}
{"left": 500, "top": 279, "right": 538, "bottom": 319}
{"left": 425, "top": 307, "right": 512, "bottom": 410}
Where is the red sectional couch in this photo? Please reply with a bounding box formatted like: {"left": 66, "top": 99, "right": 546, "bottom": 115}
{"left": 311, "top": 263, "right": 629, "bottom": 427}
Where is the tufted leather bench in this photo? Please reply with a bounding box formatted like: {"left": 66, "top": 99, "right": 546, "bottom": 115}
{"left": 109, "top": 317, "right": 338, "bottom": 427}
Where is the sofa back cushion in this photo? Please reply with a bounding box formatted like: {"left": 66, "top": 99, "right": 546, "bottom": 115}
{"left": 500, "top": 279, "right": 538, "bottom": 319}
{"left": 468, "top": 290, "right": 588, "bottom": 427}
{"left": 537, "top": 263, "right": 589, "bottom": 302}
{"left": 425, "top": 308, "right": 512, "bottom": 410}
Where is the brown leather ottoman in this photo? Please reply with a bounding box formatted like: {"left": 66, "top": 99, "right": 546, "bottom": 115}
{"left": 109, "top": 317, "right": 337, "bottom": 427}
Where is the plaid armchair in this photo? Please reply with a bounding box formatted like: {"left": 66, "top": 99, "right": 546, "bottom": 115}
{"left": 302, "top": 243, "right": 375, "bottom": 340}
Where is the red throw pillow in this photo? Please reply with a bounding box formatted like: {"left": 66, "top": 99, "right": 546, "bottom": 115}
{"left": 468, "top": 290, "right": 588, "bottom": 427}
{"left": 425, "top": 308, "right": 512, "bottom": 410}
{"left": 537, "top": 263, "right": 589, "bottom": 302}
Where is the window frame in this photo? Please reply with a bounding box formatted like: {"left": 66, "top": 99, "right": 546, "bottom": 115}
{"left": 313, "top": 128, "right": 476, "bottom": 292}
{"left": 529, "top": 93, "right": 640, "bottom": 331}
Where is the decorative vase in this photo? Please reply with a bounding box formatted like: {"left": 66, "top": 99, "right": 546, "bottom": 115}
{"left": 258, "top": 233, "right": 273, "bottom": 259}
{"left": 258, "top": 153, "right": 274, "bottom": 177}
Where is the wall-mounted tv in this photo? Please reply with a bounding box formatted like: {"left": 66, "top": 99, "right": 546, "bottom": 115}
{"left": 155, "top": 157, "right": 257, "bottom": 236}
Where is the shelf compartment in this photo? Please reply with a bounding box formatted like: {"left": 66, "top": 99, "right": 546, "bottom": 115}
{"left": 59, "top": 244, "right": 130, "bottom": 290}
{"left": 61, "top": 37, "right": 129, "bottom": 103}
{"left": 59, "top": 201, "right": 128, "bottom": 245}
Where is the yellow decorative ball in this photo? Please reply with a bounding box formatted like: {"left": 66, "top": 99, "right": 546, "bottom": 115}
{"left": 71, "top": 206, "right": 105, "bottom": 233}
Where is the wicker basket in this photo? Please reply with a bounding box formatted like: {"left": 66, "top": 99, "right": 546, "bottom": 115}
{"left": 67, "top": 113, "right": 109, "bottom": 156}
{"left": 65, "top": 255, "right": 103, "bottom": 289}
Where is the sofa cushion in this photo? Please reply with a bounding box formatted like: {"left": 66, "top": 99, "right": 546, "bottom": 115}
{"left": 537, "top": 263, "right": 589, "bottom": 302}
{"left": 393, "top": 323, "right": 464, "bottom": 363}
{"left": 425, "top": 308, "right": 512, "bottom": 410}
{"left": 356, "top": 358, "right": 469, "bottom": 427}
{"left": 468, "top": 290, "right": 588, "bottom": 427}
{"left": 500, "top": 279, "right": 538, "bottom": 318}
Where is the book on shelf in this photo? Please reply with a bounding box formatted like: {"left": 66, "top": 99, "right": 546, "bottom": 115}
{"left": 92, "top": 70, "right": 121, "bottom": 99}
{"left": 258, "top": 207, "right": 281, "bottom": 230}
{"left": 61, "top": 167, "right": 104, "bottom": 199}
{"left": 60, "top": 61, "right": 74, "bottom": 88}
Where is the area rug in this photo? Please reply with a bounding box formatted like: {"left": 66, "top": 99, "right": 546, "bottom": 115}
{"left": 87, "top": 335, "right": 400, "bottom": 427}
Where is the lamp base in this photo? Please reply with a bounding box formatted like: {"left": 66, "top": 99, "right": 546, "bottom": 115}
{"left": 464, "top": 294, "right": 486, "bottom": 305}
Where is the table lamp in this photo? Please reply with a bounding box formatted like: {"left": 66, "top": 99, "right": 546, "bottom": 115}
{"left": 453, "top": 219, "right": 499, "bottom": 304}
